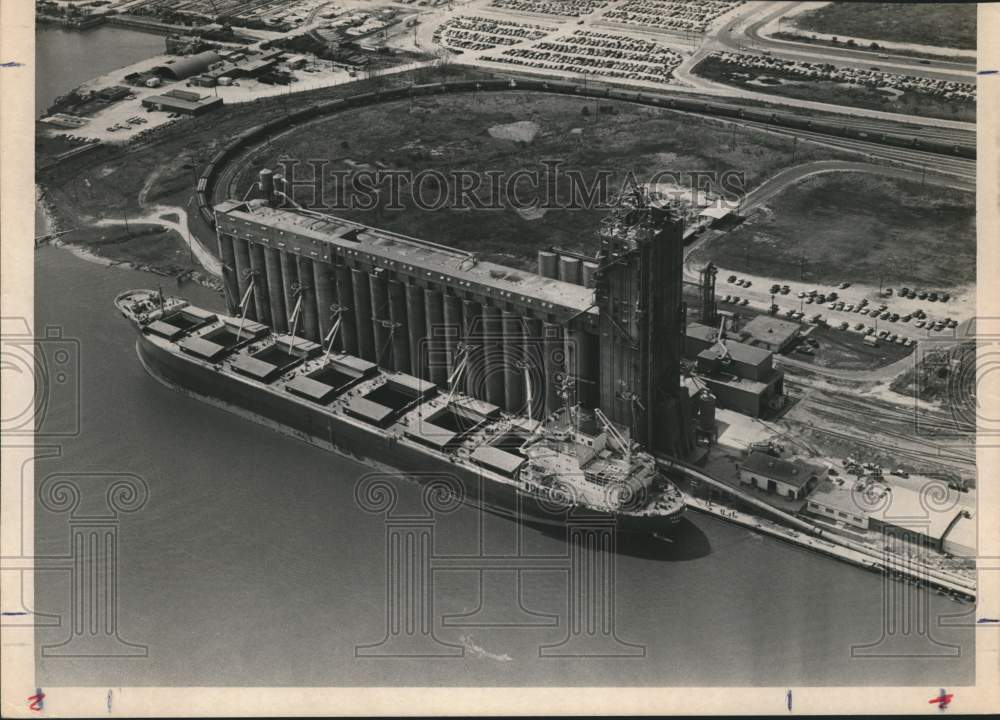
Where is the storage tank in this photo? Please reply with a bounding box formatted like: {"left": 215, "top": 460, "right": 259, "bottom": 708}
{"left": 581, "top": 261, "right": 599, "bottom": 288}
{"left": 537, "top": 250, "right": 558, "bottom": 279}
{"left": 258, "top": 168, "right": 274, "bottom": 203}
{"left": 558, "top": 256, "right": 582, "bottom": 285}
{"left": 696, "top": 389, "right": 716, "bottom": 434}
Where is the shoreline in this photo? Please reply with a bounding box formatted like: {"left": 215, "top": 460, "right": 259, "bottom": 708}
{"left": 37, "top": 184, "right": 224, "bottom": 292}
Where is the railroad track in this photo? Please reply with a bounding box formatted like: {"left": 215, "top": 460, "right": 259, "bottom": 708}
{"left": 783, "top": 384, "right": 976, "bottom": 468}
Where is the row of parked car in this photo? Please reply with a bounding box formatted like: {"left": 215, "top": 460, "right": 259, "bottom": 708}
{"left": 886, "top": 287, "right": 951, "bottom": 302}
{"left": 603, "top": 0, "right": 743, "bottom": 34}
{"left": 488, "top": 0, "right": 608, "bottom": 17}
{"left": 490, "top": 31, "right": 681, "bottom": 83}
{"left": 709, "top": 51, "right": 976, "bottom": 103}
{"left": 434, "top": 15, "right": 552, "bottom": 51}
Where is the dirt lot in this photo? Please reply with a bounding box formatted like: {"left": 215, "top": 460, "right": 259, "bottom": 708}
{"left": 689, "top": 172, "right": 975, "bottom": 288}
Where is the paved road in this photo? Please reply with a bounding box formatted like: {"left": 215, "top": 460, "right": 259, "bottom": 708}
{"left": 731, "top": 1, "right": 974, "bottom": 84}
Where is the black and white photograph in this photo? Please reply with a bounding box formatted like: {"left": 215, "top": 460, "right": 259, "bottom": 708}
{"left": 1, "top": 0, "right": 997, "bottom": 715}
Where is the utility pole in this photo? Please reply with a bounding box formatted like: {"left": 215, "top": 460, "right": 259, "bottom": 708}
{"left": 122, "top": 199, "right": 131, "bottom": 238}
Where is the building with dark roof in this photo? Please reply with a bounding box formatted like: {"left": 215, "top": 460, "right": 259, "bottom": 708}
{"left": 152, "top": 50, "right": 222, "bottom": 80}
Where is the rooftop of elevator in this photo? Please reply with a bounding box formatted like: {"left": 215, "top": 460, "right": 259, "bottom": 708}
{"left": 214, "top": 201, "right": 598, "bottom": 318}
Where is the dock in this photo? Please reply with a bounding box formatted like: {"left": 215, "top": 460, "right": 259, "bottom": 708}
{"left": 660, "top": 456, "right": 976, "bottom": 599}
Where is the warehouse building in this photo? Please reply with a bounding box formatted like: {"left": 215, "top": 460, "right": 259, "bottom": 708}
{"left": 142, "top": 88, "right": 223, "bottom": 115}
{"left": 739, "top": 315, "right": 800, "bottom": 353}
{"left": 738, "top": 451, "right": 827, "bottom": 500}
{"left": 806, "top": 477, "right": 976, "bottom": 557}
{"left": 152, "top": 50, "right": 223, "bottom": 80}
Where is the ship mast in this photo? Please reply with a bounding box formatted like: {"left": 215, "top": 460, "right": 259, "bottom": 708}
{"left": 322, "top": 306, "right": 345, "bottom": 362}
{"left": 234, "top": 278, "right": 255, "bottom": 343}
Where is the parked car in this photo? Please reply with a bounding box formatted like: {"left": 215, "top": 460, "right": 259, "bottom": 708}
{"left": 916, "top": 320, "right": 926, "bottom": 328}
{"left": 728, "top": 275, "right": 737, "bottom": 283}
{"left": 839, "top": 282, "right": 850, "bottom": 289}
{"left": 781, "top": 285, "right": 791, "bottom": 295}
{"left": 918, "top": 291, "right": 928, "bottom": 299}
{"left": 854, "top": 322, "right": 865, "bottom": 331}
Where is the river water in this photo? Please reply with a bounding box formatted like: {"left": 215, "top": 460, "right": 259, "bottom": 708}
{"left": 35, "top": 26, "right": 166, "bottom": 117}
{"left": 31, "top": 28, "right": 973, "bottom": 688}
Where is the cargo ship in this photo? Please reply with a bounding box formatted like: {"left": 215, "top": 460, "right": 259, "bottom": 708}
{"left": 115, "top": 289, "right": 686, "bottom": 532}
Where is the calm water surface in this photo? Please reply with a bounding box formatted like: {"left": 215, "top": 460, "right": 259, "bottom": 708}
{"left": 35, "top": 26, "right": 165, "bottom": 117}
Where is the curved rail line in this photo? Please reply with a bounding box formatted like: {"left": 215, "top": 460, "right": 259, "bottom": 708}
{"left": 196, "top": 78, "right": 975, "bottom": 227}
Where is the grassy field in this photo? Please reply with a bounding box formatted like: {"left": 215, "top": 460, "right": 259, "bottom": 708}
{"left": 770, "top": 31, "right": 974, "bottom": 65}
{"left": 694, "top": 56, "right": 975, "bottom": 123}
{"left": 63, "top": 223, "right": 193, "bottom": 274}
{"left": 229, "top": 92, "right": 855, "bottom": 269}
{"left": 689, "top": 172, "right": 975, "bottom": 288}
{"left": 791, "top": 2, "right": 976, "bottom": 50}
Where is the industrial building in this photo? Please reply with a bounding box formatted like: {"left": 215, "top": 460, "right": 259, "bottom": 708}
{"left": 738, "top": 315, "right": 800, "bottom": 354}
{"left": 738, "top": 451, "right": 827, "bottom": 500}
{"left": 684, "top": 321, "right": 785, "bottom": 417}
{"left": 213, "top": 171, "right": 695, "bottom": 456}
{"left": 142, "top": 88, "right": 223, "bottom": 116}
{"left": 152, "top": 50, "right": 223, "bottom": 80}
{"left": 805, "top": 477, "right": 976, "bottom": 557}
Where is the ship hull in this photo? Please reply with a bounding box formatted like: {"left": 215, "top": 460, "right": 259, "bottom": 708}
{"left": 133, "top": 331, "right": 683, "bottom": 535}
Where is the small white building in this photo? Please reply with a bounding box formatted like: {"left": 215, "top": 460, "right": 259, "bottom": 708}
{"left": 738, "top": 451, "right": 826, "bottom": 500}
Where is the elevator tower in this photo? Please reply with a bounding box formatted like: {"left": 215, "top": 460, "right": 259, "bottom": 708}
{"left": 593, "top": 185, "right": 694, "bottom": 456}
